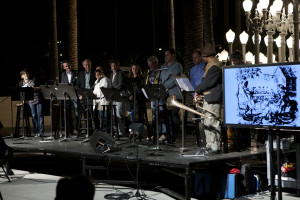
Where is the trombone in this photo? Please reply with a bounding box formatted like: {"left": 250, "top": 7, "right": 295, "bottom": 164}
{"left": 166, "top": 94, "right": 220, "bottom": 120}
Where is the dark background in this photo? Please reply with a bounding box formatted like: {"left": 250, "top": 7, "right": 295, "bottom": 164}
{"left": 0, "top": 0, "right": 245, "bottom": 96}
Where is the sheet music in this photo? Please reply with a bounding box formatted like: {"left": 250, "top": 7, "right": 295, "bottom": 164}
{"left": 175, "top": 77, "right": 194, "bottom": 92}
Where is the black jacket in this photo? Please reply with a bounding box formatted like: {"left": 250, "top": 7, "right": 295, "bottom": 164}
{"left": 76, "top": 70, "right": 96, "bottom": 89}
{"left": 61, "top": 70, "right": 77, "bottom": 85}
{"left": 196, "top": 57, "right": 222, "bottom": 103}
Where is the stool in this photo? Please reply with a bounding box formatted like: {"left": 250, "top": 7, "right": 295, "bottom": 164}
{"left": 15, "top": 104, "right": 31, "bottom": 137}
{"left": 78, "top": 101, "right": 94, "bottom": 138}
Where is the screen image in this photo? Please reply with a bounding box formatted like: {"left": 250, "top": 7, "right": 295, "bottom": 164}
{"left": 223, "top": 63, "right": 300, "bottom": 129}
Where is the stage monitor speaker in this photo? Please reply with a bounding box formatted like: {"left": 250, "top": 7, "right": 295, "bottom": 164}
{"left": 129, "top": 123, "right": 147, "bottom": 141}
{"left": 89, "top": 130, "right": 116, "bottom": 153}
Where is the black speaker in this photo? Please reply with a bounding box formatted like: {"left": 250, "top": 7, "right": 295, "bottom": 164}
{"left": 129, "top": 123, "right": 147, "bottom": 141}
{"left": 89, "top": 130, "right": 116, "bottom": 153}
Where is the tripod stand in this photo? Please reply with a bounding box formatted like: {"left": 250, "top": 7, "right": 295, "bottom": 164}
{"left": 11, "top": 87, "right": 34, "bottom": 140}
{"left": 76, "top": 88, "right": 98, "bottom": 143}
{"left": 101, "top": 87, "right": 124, "bottom": 141}
{"left": 143, "top": 84, "right": 168, "bottom": 153}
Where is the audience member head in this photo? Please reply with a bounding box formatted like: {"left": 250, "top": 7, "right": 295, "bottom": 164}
{"left": 82, "top": 59, "right": 92, "bottom": 72}
{"left": 129, "top": 63, "right": 143, "bottom": 78}
{"left": 147, "top": 56, "right": 159, "bottom": 71}
{"left": 164, "top": 48, "right": 176, "bottom": 64}
{"left": 230, "top": 50, "right": 244, "bottom": 65}
{"left": 55, "top": 175, "right": 95, "bottom": 200}
{"left": 192, "top": 49, "right": 203, "bottom": 65}
{"left": 201, "top": 43, "right": 216, "bottom": 63}
{"left": 109, "top": 58, "right": 120, "bottom": 72}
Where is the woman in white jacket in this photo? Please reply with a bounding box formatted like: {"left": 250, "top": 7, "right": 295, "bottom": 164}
{"left": 93, "top": 67, "right": 110, "bottom": 130}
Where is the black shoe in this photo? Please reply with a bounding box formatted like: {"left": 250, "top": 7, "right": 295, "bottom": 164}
{"left": 206, "top": 149, "right": 221, "bottom": 155}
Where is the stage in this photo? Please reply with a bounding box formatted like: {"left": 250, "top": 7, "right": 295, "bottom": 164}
{"left": 2, "top": 131, "right": 268, "bottom": 200}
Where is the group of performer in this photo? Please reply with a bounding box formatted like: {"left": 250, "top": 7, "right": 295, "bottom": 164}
{"left": 18, "top": 43, "right": 244, "bottom": 154}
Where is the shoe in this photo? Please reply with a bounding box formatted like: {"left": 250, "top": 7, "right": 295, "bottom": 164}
{"left": 35, "top": 134, "right": 40, "bottom": 137}
{"left": 206, "top": 148, "right": 221, "bottom": 155}
{"left": 159, "top": 135, "right": 166, "bottom": 141}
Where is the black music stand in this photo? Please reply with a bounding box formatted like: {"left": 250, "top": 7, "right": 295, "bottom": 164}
{"left": 173, "top": 74, "right": 195, "bottom": 154}
{"left": 11, "top": 87, "right": 34, "bottom": 140}
{"left": 142, "top": 84, "right": 168, "bottom": 153}
{"left": 50, "top": 84, "right": 77, "bottom": 142}
{"left": 76, "top": 88, "right": 97, "bottom": 143}
{"left": 40, "top": 85, "right": 57, "bottom": 140}
{"left": 100, "top": 87, "right": 123, "bottom": 141}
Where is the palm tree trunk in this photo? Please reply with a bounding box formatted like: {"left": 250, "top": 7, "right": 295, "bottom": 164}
{"left": 183, "top": 0, "right": 204, "bottom": 73}
{"left": 152, "top": 0, "right": 157, "bottom": 55}
{"left": 169, "top": 0, "right": 175, "bottom": 49}
{"left": 66, "top": 0, "right": 78, "bottom": 70}
{"left": 203, "top": 0, "right": 214, "bottom": 44}
{"left": 49, "top": 0, "right": 58, "bottom": 81}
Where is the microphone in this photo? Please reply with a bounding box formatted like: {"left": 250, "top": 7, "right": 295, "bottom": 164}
{"left": 158, "top": 68, "right": 168, "bottom": 71}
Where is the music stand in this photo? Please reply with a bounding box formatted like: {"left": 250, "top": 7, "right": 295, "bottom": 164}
{"left": 142, "top": 84, "right": 168, "bottom": 153}
{"left": 40, "top": 85, "right": 57, "bottom": 141}
{"left": 11, "top": 87, "right": 34, "bottom": 140}
{"left": 48, "top": 84, "right": 77, "bottom": 142}
{"left": 100, "top": 87, "right": 123, "bottom": 140}
{"left": 173, "top": 74, "right": 195, "bottom": 154}
{"left": 76, "top": 88, "right": 97, "bottom": 143}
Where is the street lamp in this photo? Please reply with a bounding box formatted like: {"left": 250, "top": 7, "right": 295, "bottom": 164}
{"left": 275, "top": 35, "right": 282, "bottom": 62}
{"left": 239, "top": 31, "right": 249, "bottom": 63}
{"left": 287, "top": 36, "right": 294, "bottom": 62}
{"left": 219, "top": 49, "right": 229, "bottom": 64}
{"left": 243, "top": 0, "right": 268, "bottom": 64}
{"left": 226, "top": 29, "right": 235, "bottom": 60}
{"left": 245, "top": 51, "right": 254, "bottom": 64}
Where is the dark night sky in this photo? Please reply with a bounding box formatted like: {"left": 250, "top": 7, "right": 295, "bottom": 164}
{"left": 1, "top": 0, "right": 241, "bottom": 96}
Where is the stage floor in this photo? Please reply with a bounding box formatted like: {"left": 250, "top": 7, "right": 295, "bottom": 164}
{"left": 4, "top": 132, "right": 266, "bottom": 168}
{"left": 3, "top": 132, "right": 270, "bottom": 200}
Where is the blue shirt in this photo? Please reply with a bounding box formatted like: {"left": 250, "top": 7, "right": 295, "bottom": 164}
{"left": 160, "top": 61, "right": 183, "bottom": 99}
{"left": 190, "top": 62, "right": 205, "bottom": 97}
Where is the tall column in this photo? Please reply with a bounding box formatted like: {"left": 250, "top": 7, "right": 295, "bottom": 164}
{"left": 169, "top": 0, "right": 175, "bottom": 49}
{"left": 267, "top": 30, "right": 274, "bottom": 63}
{"left": 49, "top": 0, "right": 58, "bottom": 80}
{"left": 293, "top": 1, "right": 299, "bottom": 61}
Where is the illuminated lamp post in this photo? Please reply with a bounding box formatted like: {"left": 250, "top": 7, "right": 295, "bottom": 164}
{"left": 226, "top": 29, "right": 235, "bottom": 61}
{"left": 239, "top": 31, "right": 249, "bottom": 63}
{"left": 245, "top": 51, "right": 254, "bottom": 64}
{"left": 243, "top": 0, "right": 268, "bottom": 64}
{"left": 275, "top": 35, "right": 282, "bottom": 63}
{"left": 286, "top": 36, "right": 294, "bottom": 62}
{"left": 219, "top": 49, "right": 229, "bottom": 65}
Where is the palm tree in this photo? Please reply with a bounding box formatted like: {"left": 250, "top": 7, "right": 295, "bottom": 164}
{"left": 66, "top": 0, "right": 78, "bottom": 70}
{"left": 169, "top": 0, "right": 175, "bottom": 49}
{"left": 183, "top": 0, "right": 204, "bottom": 73}
{"left": 49, "top": 0, "right": 59, "bottom": 80}
{"left": 203, "top": 0, "right": 214, "bottom": 45}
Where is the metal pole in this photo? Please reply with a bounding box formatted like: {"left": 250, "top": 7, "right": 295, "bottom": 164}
{"left": 280, "top": 32, "right": 286, "bottom": 62}
{"left": 242, "top": 44, "right": 246, "bottom": 63}
{"left": 276, "top": 131, "right": 282, "bottom": 200}
{"left": 254, "top": 30, "right": 260, "bottom": 64}
{"left": 267, "top": 31, "right": 274, "bottom": 63}
{"left": 293, "top": 1, "right": 299, "bottom": 61}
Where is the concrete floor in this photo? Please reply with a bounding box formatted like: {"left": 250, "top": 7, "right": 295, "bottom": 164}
{"left": 1, "top": 169, "right": 300, "bottom": 200}
{"left": 0, "top": 169, "right": 178, "bottom": 200}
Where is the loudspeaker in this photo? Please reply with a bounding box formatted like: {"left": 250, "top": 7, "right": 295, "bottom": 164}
{"left": 89, "top": 130, "right": 116, "bottom": 153}
{"left": 129, "top": 123, "right": 147, "bottom": 141}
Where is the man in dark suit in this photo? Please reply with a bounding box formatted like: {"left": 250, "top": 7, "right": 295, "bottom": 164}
{"left": 109, "top": 59, "right": 126, "bottom": 136}
{"left": 76, "top": 59, "right": 96, "bottom": 136}
{"left": 61, "top": 60, "right": 78, "bottom": 136}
